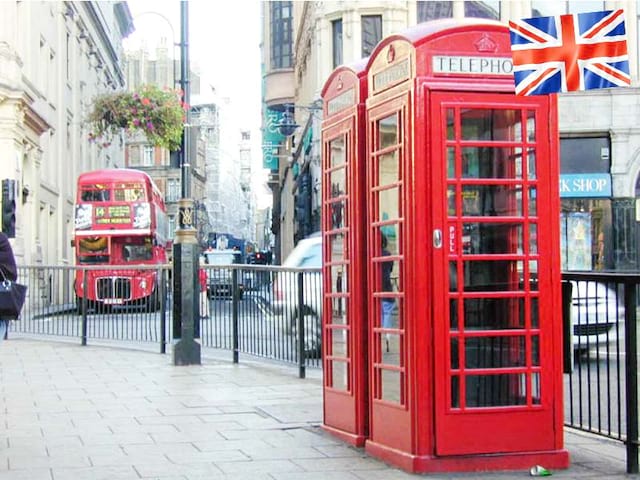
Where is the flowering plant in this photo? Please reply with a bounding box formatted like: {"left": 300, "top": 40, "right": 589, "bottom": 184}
{"left": 87, "top": 84, "right": 187, "bottom": 151}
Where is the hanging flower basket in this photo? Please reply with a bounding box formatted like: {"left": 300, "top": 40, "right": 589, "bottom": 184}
{"left": 87, "top": 84, "right": 187, "bottom": 151}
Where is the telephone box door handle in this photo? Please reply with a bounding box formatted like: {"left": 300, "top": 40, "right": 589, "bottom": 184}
{"left": 433, "top": 229, "right": 443, "bottom": 248}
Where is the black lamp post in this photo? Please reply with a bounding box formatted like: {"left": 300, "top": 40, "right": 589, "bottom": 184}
{"left": 172, "top": 0, "right": 201, "bottom": 365}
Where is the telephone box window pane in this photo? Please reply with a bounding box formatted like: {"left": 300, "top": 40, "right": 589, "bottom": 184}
{"left": 331, "top": 329, "right": 348, "bottom": 356}
{"left": 329, "top": 233, "right": 347, "bottom": 261}
{"left": 446, "top": 108, "right": 454, "bottom": 139}
{"left": 378, "top": 188, "right": 399, "bottom": 221}
{"left": 531, "top": 297, "right": 539, "bottom": 328}
{"left": 379, "top": 152, "right": 399, "bottom": 186}
{"left": 461, "top": 109, "right": 521, "bottom": 141}
{"left": 330, "top": 167, "right": 346, "bottom": 197}
{"left": 330, "top": 266, "right": 346, "bottom": 294}
{"left": 464, "top": 298, "right": 526, "bottom": 329}
{"left": 530, "top": 224, "right": 538, "bottom": 254}
{"left": 330, "top": 200, "right": 345, "bottom": 229}
{"left": 463, "top": 223, "right": 523, "bottom": 254}
{"left": 462, "top": 185, "right": 522, "bottom": 216}
{"left": 529, "top": 187, "right": 537, "bottom": 216}
{"left": 450, "top": 299, "right": 458, "bottom": 330}
{"left": 461, "top": 147, "right": 522, "bottom": 179}
{"left": 329, "top": 136, "right": 346, "bottom": 167}
{"left": 379, "top": 260, "right": 400, "bottom": 297}
{"left": 451, "top": 375, "right": 460, "bottom": 408}
{"left": 447, "top": 186, "right": 456, "bottom": 215}
{"left": 451, "top": 338, "right": 459, "bottom": 369}
{"left": 532, "top": 372, "right": 541, "bottom": 404}
{"left": 382, "top": 333, "right": 401, "bottom": 366}
{"left": 331, "top": 360, "right": 348, "bottom": 390}
{"left": 331, "top": 303, "right": 346, "bottom": 325}
{"left": 381, "top": 370, "right": 402, "bottom": 403}
{"left": 449, "top": 261, "right": 458, "bottom": 291}
{"left": 378, "top": 114, "right": 398, "bottom": 149}
{"left": 447, "top": 147, "right": 455, "bottom": 177}
{"left": 464, "top": 336, "right": 526, "bottom": 368}
{"left": 379, "top": 225, "right": 399, "bottom": 256}
{"left": 466, "top": 374, "right": 527, "bottom": 407}
{"left": 532, "top": 335, "right": 540, "bottom": 366}
{"left": 527, "top": 110, "right": 536, "bottom": 141}
{"left": 379, "top": 296, "right": 397, "bottom": 328}
{"left": 528, "top": 148, "right": 537, "bottom": 179}
{"left": 464, "top": 260, "right": 521, "bottom": 292}
{"left": 528, "top": 260, "right": 538, "bottom": 291}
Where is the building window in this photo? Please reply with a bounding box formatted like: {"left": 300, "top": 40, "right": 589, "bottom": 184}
{"left": 332, "top": 18, "right": 343, "bottom": 68}
{"left": 531, "top": 1, "right": 605, "bottom": 16}
{"left": 270, "top": 1, "right": 292, "bottom": 69}
{"left": 142, "top": 145, "right": 154, "bottom": 166}
{"left": 465, "top": 1, "right": 499, "bottom": 19}
{"left": 168, "top": 215, "right": 176, "bottom": 237}
{"left": 167, "top": 179, "right": 180, "bottom": 202}
{"left": 559, "top": 136, "right": 612, "bottom": 271}
{"left": 128, "top": 145, "right": 140, "bottom": 166}
{"left": 361, "top": 15, "right": 382, "bottom": 58}
{"left": 417, "top": 1, "right": 452, "bottom": 22}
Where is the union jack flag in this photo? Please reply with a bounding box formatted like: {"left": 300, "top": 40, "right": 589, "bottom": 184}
{"left": 509, "top": 9, "right": 630, "bottom": 96}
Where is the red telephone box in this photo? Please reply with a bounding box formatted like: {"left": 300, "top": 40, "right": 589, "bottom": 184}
{"left": 320, "top": 59, "right": 369, "bottom": 446}
{"left": 359, "top": 19, "right": 568, "bottom": 472}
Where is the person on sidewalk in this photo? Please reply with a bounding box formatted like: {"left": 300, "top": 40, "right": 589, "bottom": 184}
{"left": 0, "top": 232, "right": 18, "bottom": 341}
{"left": 198, "top": 256, "right": 210, "bottom": 319}
{"left": 380, "top": 233, "right": 395, "bottom": 352}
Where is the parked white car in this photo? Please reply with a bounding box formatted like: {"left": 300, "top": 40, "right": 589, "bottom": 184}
{"left": 570, "top": 280, "right": 623, "bottom": 354}
{"left": 272, "top": 233, "right": 322, "bottom": 357}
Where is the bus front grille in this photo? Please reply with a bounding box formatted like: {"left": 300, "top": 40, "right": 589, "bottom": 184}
{"left": 97, "top": 277, "right": 131, "bottom": 300}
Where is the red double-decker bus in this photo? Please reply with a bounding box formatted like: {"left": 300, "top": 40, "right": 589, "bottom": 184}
{"left": 73, "top": 168, "right": 169, "bottom": 311}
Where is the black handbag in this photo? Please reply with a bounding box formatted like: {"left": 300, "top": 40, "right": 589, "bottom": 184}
{"left": 0, "top": 270, "right": 27, "bottom": 319}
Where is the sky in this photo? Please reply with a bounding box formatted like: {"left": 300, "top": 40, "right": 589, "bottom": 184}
{"left": 124, "top": 0, "right": 270, "bottom": 206}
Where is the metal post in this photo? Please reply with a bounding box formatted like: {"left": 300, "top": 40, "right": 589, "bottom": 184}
{"left": 172, "top": 0, "right": 200, "bottom": 365}
{"left": 624, "top": 282, "right": 639, "bottom": 473}
{"left": 297, "top": 271, "right": 306, "bottom": 379}
{"left": 232, "top": 268, "right": 239, "bottom": 363}
{"left": 160, "top": 268, "right": 166, "bottom": 354}
{"left": 81, "top": 272, "right": 88, "bottom": 346}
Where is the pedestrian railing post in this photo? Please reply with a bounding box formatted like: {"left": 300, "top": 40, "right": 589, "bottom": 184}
{"left": 160, "top": 267, "right": 167, "bottom": 354}
{"left": 297, "top": 271, "right": 306, "bottom": 379}
{"left": 624, "top": 281, "right": 639, "bottom": 474}
{"left": 232, "top": 268, "right": 239, "bottom": 364}
{"left": 81, "top": 270, "right": 88, "bottom": 346}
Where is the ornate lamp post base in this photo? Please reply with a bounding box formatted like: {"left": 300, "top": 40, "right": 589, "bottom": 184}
{"left": 172, "top": 197, "right": 201, "bottom": 365}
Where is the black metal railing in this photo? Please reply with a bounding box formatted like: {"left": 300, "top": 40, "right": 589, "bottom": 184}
{"left": 10, "top": 264, "right": 322, "bottom": 373}
{"left": 9, "top": 265, "right": 638, "bottom": 470}
{"left": 562, "top": 271, "right": 639, "bottom": 474}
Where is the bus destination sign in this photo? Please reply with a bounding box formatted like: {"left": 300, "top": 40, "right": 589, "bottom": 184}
{"left": 95, "top": 205, "right": 132, "bottom": 225}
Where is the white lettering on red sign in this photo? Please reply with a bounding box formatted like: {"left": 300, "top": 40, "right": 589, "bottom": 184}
{"left": 449, "top": 224, "right": 456, "bottom": 254}
{"left": 433, "top": 55, "right": 513, "bottom": 75}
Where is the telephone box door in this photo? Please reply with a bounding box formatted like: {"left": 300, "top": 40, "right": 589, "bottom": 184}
{"left": 431, "top": 91, "right": 560, "bottom": 456}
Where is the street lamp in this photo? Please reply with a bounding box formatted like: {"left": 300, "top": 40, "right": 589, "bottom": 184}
{"left": 277, "top": 101, "right": 322, "bottom": 137}
{"left": 172, "top": 0, "right": 201, "bottom": 366}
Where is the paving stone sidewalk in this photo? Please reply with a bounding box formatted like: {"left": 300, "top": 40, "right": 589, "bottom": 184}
{"left": 0, "top": 338, "right": 631, "bottom": 479}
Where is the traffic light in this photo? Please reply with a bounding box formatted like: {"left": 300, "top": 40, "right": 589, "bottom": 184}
{"left": 1, "top": 179, "right": 16, "bottom": 238}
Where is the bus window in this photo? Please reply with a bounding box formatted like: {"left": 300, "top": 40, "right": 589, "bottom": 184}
{"left": 114, "top": 184, "right": 145, "bottom": 202}
{"left": 81, "top": 187, "right": 110, "bottom": 202}
{"left": 78, "top": 236, "right": 109, "bottom": 264}
{"left": 123, "top": 244, "right": 153, "bottom": 262}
